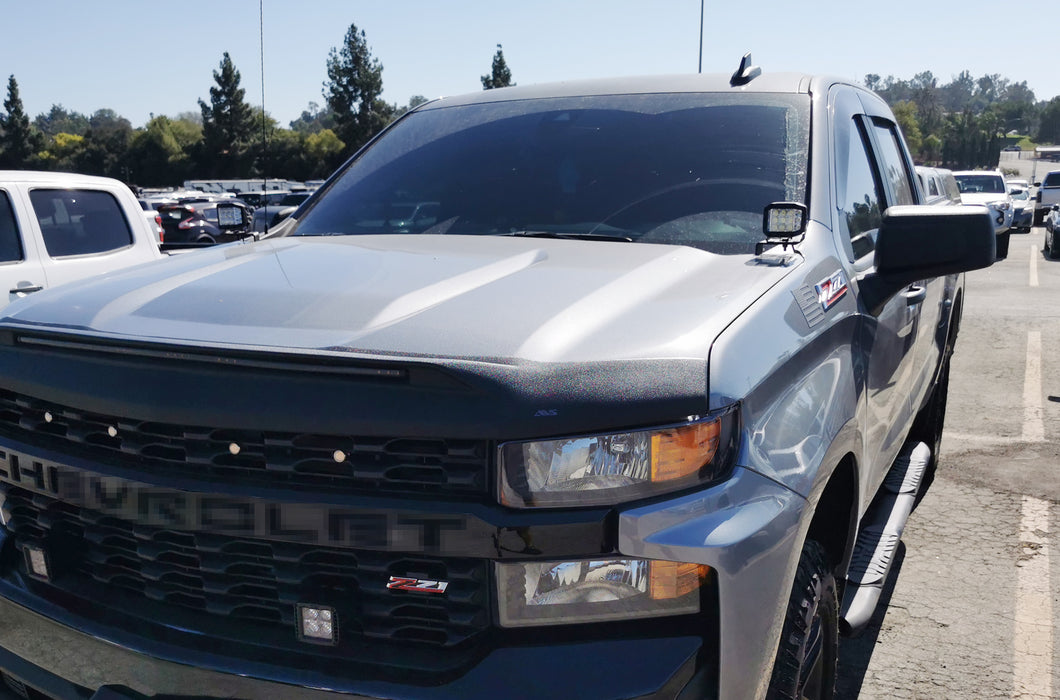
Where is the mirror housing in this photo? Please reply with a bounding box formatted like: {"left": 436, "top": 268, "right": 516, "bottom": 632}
{"left": 860, "top": 205, "right": 995, "bottom": 315}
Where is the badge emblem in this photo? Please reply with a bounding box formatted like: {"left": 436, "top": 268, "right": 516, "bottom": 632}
{"left": 814, "top": 271, "right": 848, "bottom": 311}
{"left": 387, "top": 576, "right": 449, "bottom": 594}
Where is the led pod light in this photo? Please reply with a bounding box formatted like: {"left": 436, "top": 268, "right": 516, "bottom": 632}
{"left": 499, "top": 412, "right": 735, "bottom": 508}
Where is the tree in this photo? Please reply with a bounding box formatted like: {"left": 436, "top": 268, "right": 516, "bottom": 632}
{"left": 891, "top": 101, "right": 922, "bottom": 157}
{"left": 324, "top": 23, "right": 394, "bottom": 154}
{"left": 481, "top": 44, "right": 514, "bottom": 90}
{"left": 1039, "top": 98, "right": 1060, "bottom": 144}
{"left": 198, "top": 52, "right": 256, "bottom": 178}
{"left": 76, "top": 109, "right": 133, "bottom": 180}
{"left": 0, "top": 75, "right": 45, "bottom": 168}
{"left": 34, "top": 104, "right": 89, "bottom": 137}
{"left": 304, "top": 128, "right": 346, "bottom": 175}
{"left": 289, "top": 101, "right": 336, "bottom": 135}
{"left": 37, "top": 132, "right": 85, "bottom": 172}
{"left": 127, "top": 116, "right": 195, "bottom": 186}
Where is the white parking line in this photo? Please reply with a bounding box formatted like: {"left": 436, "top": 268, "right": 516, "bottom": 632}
{"left": 1029, "top": 245, "right": 1038, "bottom": 287}
{"left": 1013, "top": 497, "right": 1052, "bottom": 699}
{"left": 1022, "top": 331, "right": 1044, "bottom": 443}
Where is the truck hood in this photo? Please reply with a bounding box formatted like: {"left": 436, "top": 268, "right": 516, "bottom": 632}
{"left": 0, "top": 235, "right": 796, "bottom": 365}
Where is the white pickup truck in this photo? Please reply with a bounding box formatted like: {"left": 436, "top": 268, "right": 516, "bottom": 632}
{"left": 0, "top": 171, "right": 164, "bottom": 308}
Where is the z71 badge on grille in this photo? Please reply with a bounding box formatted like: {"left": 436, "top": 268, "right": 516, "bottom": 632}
{"left": 387, "top": 576, "right": 449, "bottom": 594}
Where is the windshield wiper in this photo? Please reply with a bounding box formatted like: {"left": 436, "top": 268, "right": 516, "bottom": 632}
{"left": 503, "top": 230, "right": 634, "bottom": 242}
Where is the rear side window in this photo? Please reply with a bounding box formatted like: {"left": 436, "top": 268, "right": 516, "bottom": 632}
{"left": 0, "top": 192, "right": 25, "bottom": 264}
{"left": 925, "top": 176, "right": 939, "bottom": 198}
{"left": 870, "top": 120, "right": 915, "bottom": 205}
{"left": 29, "top": 189, "right": 133, "bottom": 257}
{"left": 1043, "top": 172, "right": 1060, "bottom": 188}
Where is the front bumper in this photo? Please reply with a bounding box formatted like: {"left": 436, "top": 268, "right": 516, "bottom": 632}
{"left": 0, "top": 590, "right": 708, "bottom": 699}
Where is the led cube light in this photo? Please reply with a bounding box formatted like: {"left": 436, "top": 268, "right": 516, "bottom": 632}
{"left": 24, "top": 545, "right": 50, "bottom": 580}
{"left": 296, "top": 604, "right": 337, "bottom": 645}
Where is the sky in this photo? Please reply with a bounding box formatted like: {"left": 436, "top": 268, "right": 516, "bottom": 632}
{"left": 1, "top": 0, "right": 1055, "bottom": 130}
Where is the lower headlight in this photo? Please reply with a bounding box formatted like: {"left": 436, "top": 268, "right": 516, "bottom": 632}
{"left": 496, "top": 558, "right": 708, "bottom": 627}
{"left": 499, "top": 411, "right": 737, "bottom": 508}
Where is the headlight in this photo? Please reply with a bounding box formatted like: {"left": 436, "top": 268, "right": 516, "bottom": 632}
{"left": 499, "top": 411, "right": 736, "bottom": 508}
{"left": 995, "top": 201, "right": 1011, "bottom": 211}
{"left": 496, "top": 558, "right": 709, "bottom": 627}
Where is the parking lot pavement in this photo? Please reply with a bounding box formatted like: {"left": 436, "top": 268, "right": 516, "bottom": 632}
{"left": 837, "top": 474, "right": 1057, "bottom": 699}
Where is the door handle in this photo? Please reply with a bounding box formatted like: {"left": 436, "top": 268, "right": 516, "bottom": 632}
{"left": 10, "top": 285, "right": 43, "bottom": 295}
{"left": 903, "top": 285, "right": 926, "bottom": 306}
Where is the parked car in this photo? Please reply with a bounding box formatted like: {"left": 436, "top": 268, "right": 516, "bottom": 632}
{"left": 137, "top": 198, "right": 165, "bottom": 243}
{"left": 239, "top": 190, "right": 291, "bottom": 208}
{"left": 1008, "top": 185, "right": 1034, "bottom": 231}
{"left": 0, "top": 66, "right": 995, "bottom": 700}
{"left": 251, "top": 191, "right": 313, "bottom": 232}
{"left": 1044, "top": 205, "right": 1060, "bottom": 258}
{"left": 0, "top": 171, "right": 163, "bottom": 309}
{"left": 953, "top": 169, "right": 1013, "bottom": 257}
{"left": 1033, "top": 170, "right": 1060, "bottom": 226}
{"left": 915, "top": 165, "right": 962, "bottom": 206}
{"left": 157, "top": 201, "right": 254, "bottom": 244}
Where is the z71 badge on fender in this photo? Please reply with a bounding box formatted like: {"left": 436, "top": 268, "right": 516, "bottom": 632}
{"left": 815, "top": 270, "right": 848, "bottom": 311}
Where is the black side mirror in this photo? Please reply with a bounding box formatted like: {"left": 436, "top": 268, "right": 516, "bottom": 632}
{"left": 860, "top": 205, "right": 995, "bottom": 315}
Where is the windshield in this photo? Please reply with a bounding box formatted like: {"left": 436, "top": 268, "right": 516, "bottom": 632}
{"left": 955, "top": 174, "right": 1005, "bottom": 194}
{"left": 292, "top": 93, "right": 810, "bottom": 255}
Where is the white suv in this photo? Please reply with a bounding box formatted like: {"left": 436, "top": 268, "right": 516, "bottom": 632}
{"left": 953, "top": 169, "right": 1013, "bottom": 258}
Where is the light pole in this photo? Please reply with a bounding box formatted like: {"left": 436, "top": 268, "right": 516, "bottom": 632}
{"left": 698, "top": 0, "right": 704, "bottom": 73}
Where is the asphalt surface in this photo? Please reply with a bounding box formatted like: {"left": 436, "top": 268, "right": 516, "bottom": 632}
{"left": 837, "top": 218, "right": 1059, "bottom": 699}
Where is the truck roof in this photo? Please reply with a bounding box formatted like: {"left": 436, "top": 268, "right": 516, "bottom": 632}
{"left": 0, "top": 170, "right": 130, "bottom": 187}
{"left": 420, "top": 72, "right": 846, "bottom": 110}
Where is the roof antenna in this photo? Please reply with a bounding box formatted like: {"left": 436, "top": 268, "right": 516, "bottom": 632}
{"left": 259, "top": 0, "right": 269, "bottom": 236}
{"left": 730, "top": 53, "right": 761, "bottom": 87}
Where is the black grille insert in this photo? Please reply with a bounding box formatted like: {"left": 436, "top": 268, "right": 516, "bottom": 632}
{"left": 5, "top": 487, "right": 490, "bottom": 650}
{"left": 0, "top": 389, "right": 489, "bottom": 496}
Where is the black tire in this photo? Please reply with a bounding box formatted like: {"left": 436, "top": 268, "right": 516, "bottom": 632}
{"left": 767, "top": 540, "right": 838, "bottom": 700}
{"left": 995, "top": 232, "right": 1010, "bottom": 260}
{"left": 1050, "top": 232, "right": 1060, "bottom": 260}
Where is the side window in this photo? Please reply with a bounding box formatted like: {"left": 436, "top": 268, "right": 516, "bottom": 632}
{"left": 0, "top": 192, "right": 25, "bottom": 263}
{"left": 29, "top": 189, "right": 133, "bottom": 257}
{"left": 927, "top": 177, "right": 940, "bottom": 198}
{"left": 838, "top": 119, "right": 883, "bottom": 259}
{"left": 870, "top": 119, "right": 916, "bottom": 205}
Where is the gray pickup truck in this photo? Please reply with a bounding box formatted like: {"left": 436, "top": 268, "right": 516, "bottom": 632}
{"left": 0, "top": 60, "right": 994, "bottom": 700}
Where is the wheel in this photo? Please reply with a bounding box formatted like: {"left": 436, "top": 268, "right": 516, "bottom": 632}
{"left": 766, "top": 540, "right": 838, "bottom": 700}
{"left": 196, "top": 234, "right": 216, "bottom": 244}
{"left": 1050, "top": 232, "right": 1060, "bottom": 260}
{"left": 995, "top": 232, "right": 1010, "bottom": 260}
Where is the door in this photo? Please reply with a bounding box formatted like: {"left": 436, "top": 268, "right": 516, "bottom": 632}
{"left": 830, "top": 94, "right": 925, "bottom": 492}
{"left": 0, "top": 187, "right": 48, "bottom": 309}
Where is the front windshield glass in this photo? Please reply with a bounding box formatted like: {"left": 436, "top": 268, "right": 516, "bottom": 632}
{"left": 955, "top": 174, "right": 1005, "bottom": 194}
{"left": 292, "top": 93, "right": 810, "bottom": 254}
